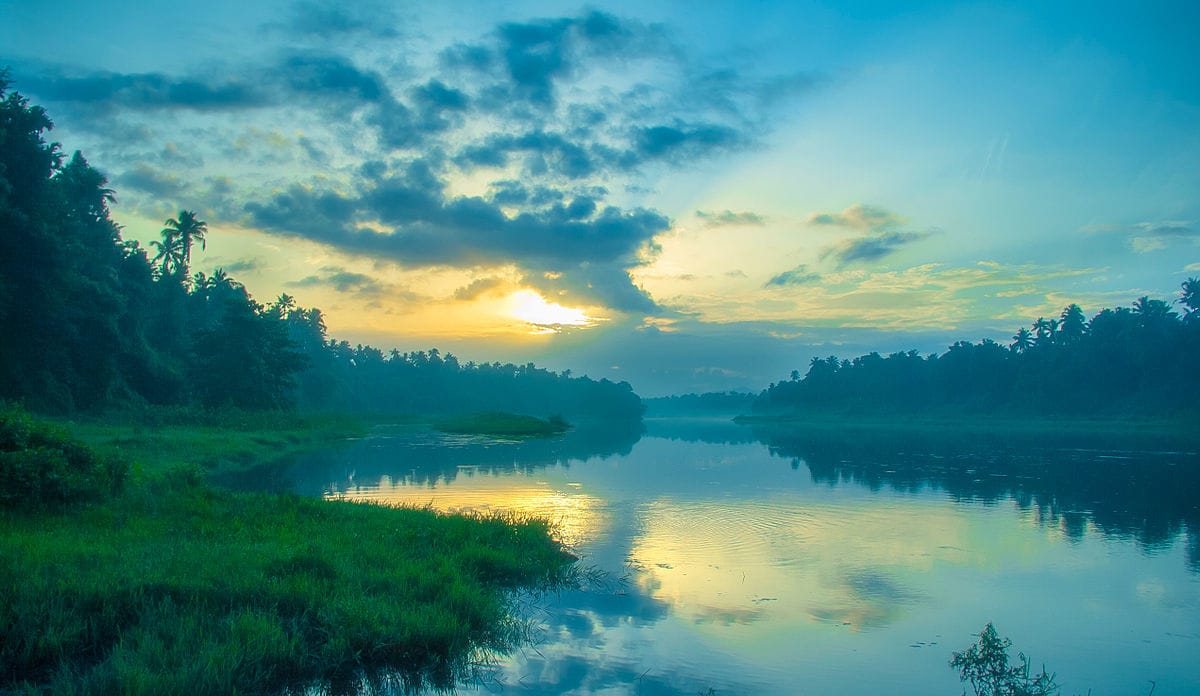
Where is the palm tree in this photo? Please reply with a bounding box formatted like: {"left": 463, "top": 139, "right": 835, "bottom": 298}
{"left": 150, "top": 235, "right": 185, "bottom": 277}
{"left": 1178, "top": 277, "right": 1199, "bottom": 323}
{"left": 1032, "top": 317, "right": 1051, "bottom": 345}
{"left": 1059, "top": 303, "right": 1086, "bottom": 341}
{"left": 1010, "top": 327, "right": 1033, "bottom": 353}
{"left": 161, "top": 210, "right": 208, "bottom": 269}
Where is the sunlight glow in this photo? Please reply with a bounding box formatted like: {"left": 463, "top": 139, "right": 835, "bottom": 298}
{"left": 506, "top": 290, "right": 593, "bottom": 330}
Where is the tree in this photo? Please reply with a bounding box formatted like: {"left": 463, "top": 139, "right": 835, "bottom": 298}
{"left": 1179, "top": 277, "right": 1200, "bottom": 323}
{"left": 161, "top": 210, "right": 207, "bottom": 269}
{"left": 150, "top": 234, "right": 185, "bottom": 277}
{"left": 1010, "top": 327, "right": 1033, "bottom": 353}
{"left": 1058, "top": 304, "right": 1086, "bottom": 342}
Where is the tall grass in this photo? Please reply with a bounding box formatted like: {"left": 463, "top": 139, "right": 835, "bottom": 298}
{"left": 0, "top": 407, "right": 577, "bottom": 694}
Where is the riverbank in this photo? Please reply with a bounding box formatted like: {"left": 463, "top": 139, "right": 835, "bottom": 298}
{"left": 0, "top": 406, "right": 577, "bottom": 694}
{"left": 733, "top": 412, "right": 1200, "bottom": 444}
{"left": 434, "top": 411, "right": 571, "bottom": 437}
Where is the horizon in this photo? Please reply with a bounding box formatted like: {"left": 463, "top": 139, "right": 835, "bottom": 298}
{"left": 3, "top": 1, "right": 1197, "bottom": 396}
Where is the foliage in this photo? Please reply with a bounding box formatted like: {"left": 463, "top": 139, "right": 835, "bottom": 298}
{"left": 754, "top": 283, "right": 1200, "bottom": 420}
{"left": 950, "top": 623, "right": 1059, "bottom": 696}
{"left": 0, "top": 403, "right": 127, "bottom": 510}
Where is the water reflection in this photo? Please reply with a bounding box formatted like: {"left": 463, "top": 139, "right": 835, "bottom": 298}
{"left": 751, "top": 425, "right": 1200, "bottom": 571}
{"left": 273, "top": 421, "right": 1200, "bottom": 695}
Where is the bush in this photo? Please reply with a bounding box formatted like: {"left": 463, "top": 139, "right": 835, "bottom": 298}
{"left": 0, "top": 404, "right": 129, "bottom": 510}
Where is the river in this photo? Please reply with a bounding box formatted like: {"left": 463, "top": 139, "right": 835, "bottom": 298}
{"left": 258, "top": 418, "right": 1200, "bottom": 695}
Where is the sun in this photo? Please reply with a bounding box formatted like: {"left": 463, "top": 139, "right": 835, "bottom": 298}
{"left": 506, "top": 290, "right": 593, "bottom": 330}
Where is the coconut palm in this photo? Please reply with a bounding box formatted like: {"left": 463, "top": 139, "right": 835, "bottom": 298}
{"left": 150, "top": 234, "right": 185, "bottom": 277}
{"left": 1059, "top": 303, "right": 1086, "bottom": 341}
{"left": 161, "top": 210, "right": 208, "bottom": 268}
{"left": 1010, "top": 327, "right": 1033, "bottom": 353}
{"left": 1178, "top": 277, "right": 1199, "bottom": 322}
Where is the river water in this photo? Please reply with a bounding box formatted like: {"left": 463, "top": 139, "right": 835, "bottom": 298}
{"left": 266, "top": 418, "right": 1199, "bottom": 695}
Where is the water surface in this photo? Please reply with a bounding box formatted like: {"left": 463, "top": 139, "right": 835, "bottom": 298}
{"left": 274, "top": 419, "right": 1200, "bottom": 695}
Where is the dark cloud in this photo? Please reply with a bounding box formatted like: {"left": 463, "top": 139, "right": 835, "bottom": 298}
{"left": 244, "top": 185, "right": 357, "bottom": 238}
{"left": 765, "top": 265, "right": 820, "bottom": 287}
{"left": 220, "top": 259, "right": 260, "bottom": 274}
{"left": 274, "top": 0, "right": 400, "bottom": 39}
{"left": 287, "top": 266, "right": 385, "bottom": 296}
{"left": 696, "top": 209, "right": 765, "bottom": 227}
{"left": 120, "top": 164, "right": 187, "bottom": 197}
{"left": 625, "top": 122, "right": 740, "bottom": 164}
{"left": 281, "top": 53, "right": 387, "bottom": 101}
{"left": 825, "top": 230, "right": 931, "bottom": 265}
{"left": 526, "top": 263, "right": 659, "bottom": 314}
{"left": 244, "top": 172, "right": 669, "bottom": 312}
{"left": 20, "top": 68, "right": 264, "bottom": 111}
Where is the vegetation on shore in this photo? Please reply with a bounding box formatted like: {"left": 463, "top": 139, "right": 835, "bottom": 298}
{"left": 1, "top": 406, "right": 578, "bottom": 694}
{"left": 733, "top": 411, "right": 1199, "bottom": 443}
{"left": 434, "top": 411, "right": 571, "bottom": 437}
{"left": 753, "top": 282, "right": 1199, "bottom": 422}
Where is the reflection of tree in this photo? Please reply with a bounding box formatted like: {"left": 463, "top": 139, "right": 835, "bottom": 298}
{"left": 753, "top": 425, "right": 1200, "bottom": 569}
{"left": 266, "top": 420, "right": 645, "bottom": 496}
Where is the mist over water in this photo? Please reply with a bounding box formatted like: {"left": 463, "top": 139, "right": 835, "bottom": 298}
{"left": 266, "top": 419, "right": 1200, "bottom": 695}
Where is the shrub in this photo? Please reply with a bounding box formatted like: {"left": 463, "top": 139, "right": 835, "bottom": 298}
{"left": 0, "top": 404, "right": 129, "bottom": 510}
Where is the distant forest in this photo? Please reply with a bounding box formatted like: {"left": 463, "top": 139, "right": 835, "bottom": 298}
{"left": 0, "top": 74, "right": 642, "bottom": 419}
{"left": 754, "top": 285, "right": 1200, "bottom": 419}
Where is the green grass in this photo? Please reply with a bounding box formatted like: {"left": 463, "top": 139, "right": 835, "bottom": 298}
{"left": 0, "top": 406, "right": 578, "bottom": 694}
{"left": 434, "top": 412, "right": 570, "bottom": 437}
{"left": 59, "top": 408, "right": 367, "bottom": 480}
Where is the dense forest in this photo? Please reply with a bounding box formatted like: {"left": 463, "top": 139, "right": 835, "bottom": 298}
{"left": 0, "top": 74, "right": 642, "bottom": 419}
{"left": 753, "top": 287, "right": 1200, "bottom": 419}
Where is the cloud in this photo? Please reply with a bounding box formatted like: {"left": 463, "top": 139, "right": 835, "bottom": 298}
{"left": 20, "top": 68, "right": 264, "bottom": 112}
{"left": 119, "top": 163, "right": 187, "bottom": 197}
{"left": 1133, "top": 221, "right": 1195, "bottom": 238}
{"left": 695, "top": 210, "right": 765, "bottom": 227}
{"left": 624, "top": 122, "right": 741, "bottom": 165}
{"left": 824, "top": 230, "right": 933, "bottom": 266}
{"left": 244, "top": 170, "right": 670, "bottom": 312}
{"left": 219, "top": 259, "right": 260, "bottom": 274}
{"left": 453, "top": 277, "right": 508, "bottom": 301}
{"left": 1130, "top": 220, "right": 1196, "bottom": 254}
{"left": 808, "top": 204, "right": 905, "bottom": 231}
{"left": 765, "top": 265, "right": 821, "bottom": 287}
{"left": 287, "top": 266, "right": 386, "bottom": 296}
{"left": 272, "top": 0, "right": 400, "bottom": 40}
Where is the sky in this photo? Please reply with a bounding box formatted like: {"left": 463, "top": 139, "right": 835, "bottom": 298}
{"left": 2, "top": 0, "right": 1198, "bottom": 395}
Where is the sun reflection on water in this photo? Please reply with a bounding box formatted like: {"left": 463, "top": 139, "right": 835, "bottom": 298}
{"left": 323, "top": 472, "right": 607, "bottom": 549}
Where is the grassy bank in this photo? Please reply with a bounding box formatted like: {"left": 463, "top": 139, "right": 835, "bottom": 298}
{"left": 59, "top": 407, "right": 367, "bottom": 480}
{"left": 1, "top": 406, "right": 577, "bottom": 694}
{"left": 434, "top": 411, "right": 570, "bottom": 437}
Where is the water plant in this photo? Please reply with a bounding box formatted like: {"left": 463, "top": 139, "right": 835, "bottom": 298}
{"left": 950, "top": 623, "right": 1059, "bottom": 696}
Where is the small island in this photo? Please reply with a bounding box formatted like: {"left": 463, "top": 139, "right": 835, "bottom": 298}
{"left": 435, "top": 411, "right": 571, "bottom": 437}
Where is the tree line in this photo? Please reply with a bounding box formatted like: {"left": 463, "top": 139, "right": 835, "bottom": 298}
{"left": 754, "top": 285, "right": 1200, "bottom": 418}
{"left": 0, "top": 73, "right": 643, "bottom": 419}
